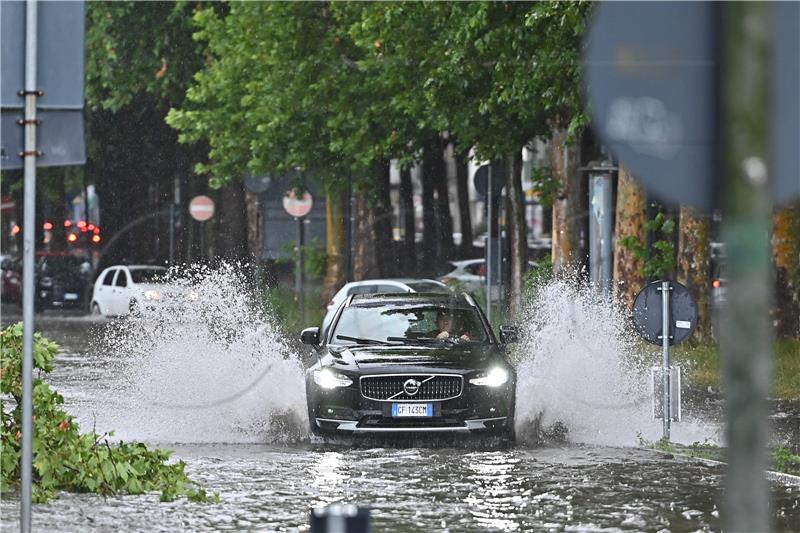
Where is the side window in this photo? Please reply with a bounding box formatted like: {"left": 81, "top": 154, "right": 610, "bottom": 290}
{"left": 115, "top": 270, "right": 128, "bottom": 288}
{"left": 465, "top": 263, "right": 485, "bottom": 275}
{"left": 102, "top": 269, "right": 116, "bottom": 286}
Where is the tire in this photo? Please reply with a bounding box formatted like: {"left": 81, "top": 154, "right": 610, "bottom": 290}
{"left": 91, "top": 302, "right": 102, "bottom": 316}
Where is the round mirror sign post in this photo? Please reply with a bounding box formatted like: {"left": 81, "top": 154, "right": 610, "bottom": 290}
{"left": 284, "top": 191, "right": 313, "bottom": 324}
{"left": 632, "top": 279, "right": 698, "bottom": 441}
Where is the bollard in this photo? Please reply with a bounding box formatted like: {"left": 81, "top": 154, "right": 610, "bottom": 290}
{"left": 310, "top": 504, "right": 370, "bottom": 533}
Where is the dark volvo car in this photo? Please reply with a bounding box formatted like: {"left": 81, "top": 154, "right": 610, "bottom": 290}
{"left": 301, "top": 293, "right": 517, "bottom": 437}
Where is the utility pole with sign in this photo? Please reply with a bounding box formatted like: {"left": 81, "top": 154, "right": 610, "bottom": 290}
{"left": 284, "top": 190, "right": 313, "bottom": 325}
{"left": 585, "top": 2, "right": 799, "bottom": 531}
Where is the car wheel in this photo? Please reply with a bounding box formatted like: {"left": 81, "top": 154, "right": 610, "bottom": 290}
{"left": 91, "top": 302, "right": 102, "bottom": 316}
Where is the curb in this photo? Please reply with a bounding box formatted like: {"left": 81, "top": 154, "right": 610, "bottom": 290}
{"left": 648, "top": 448, "right": 800, "bottom": 487}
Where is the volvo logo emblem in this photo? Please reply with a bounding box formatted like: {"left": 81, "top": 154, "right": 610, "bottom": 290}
{"left": 403, "top": 379, "right": 422, "bottom": 396}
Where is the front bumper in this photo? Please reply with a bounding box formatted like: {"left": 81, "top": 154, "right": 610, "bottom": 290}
{"left": 314, "top": 416, "right": 510, "bottom": 433}
{"left": 307, "top": 374, "right": 515, "bottom": 435}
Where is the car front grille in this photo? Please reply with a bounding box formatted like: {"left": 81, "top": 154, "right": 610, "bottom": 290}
{"left": 360, "top": 374, "right": 463, "bottom": 402}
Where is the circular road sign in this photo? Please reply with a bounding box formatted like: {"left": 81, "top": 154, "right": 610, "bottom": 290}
{"left": 189, "top": 195, "right": 215, "bottom": 222}
{"left": 283, "top": 190, "right": 313, "bottom": 218}
{"left": 473, "top": 164, "right": 505, "bottom": 196}
{"left": 632, "top": 279, "right": 698, "bottom": 346}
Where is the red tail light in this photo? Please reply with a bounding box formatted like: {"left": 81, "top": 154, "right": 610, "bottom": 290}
{"left": 712, "top": 279, "right": 721, "bottom": 289}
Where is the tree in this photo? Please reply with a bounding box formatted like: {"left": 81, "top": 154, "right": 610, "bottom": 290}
{"left": 772, "top": 203, "right": 800, "bottom": 338}
{"left": 677, "top": 207, "right": 712, "bottom": 342}
{"left": 85, "top": 1, "right": 214, "bottom": 265}
{"left": 613, "top": 164, "right": 646, "bottom": 310}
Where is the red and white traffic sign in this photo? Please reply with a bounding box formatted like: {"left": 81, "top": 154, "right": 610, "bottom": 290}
{"left": 189, "top": 195, "right": 215, "bottom": 222}
{"left": 282, "top": 190, "right": 313, "bottom": 218}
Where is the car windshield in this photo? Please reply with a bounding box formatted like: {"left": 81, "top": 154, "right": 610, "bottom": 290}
{"left": 331, "top": 304, "right": 488, "bottom": 345}
{"left": 129, "top": 268, "right": 168, "bottom": 284}
{"left": 40, "top": 257, "right": 88, "bottom": 277}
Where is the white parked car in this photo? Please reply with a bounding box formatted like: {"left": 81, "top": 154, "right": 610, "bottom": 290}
{"left": 321, "top": 278, "right": 449, "bottom": 337}
{"left": 90, "top": 265, "right": 169, "bottom": 316}
{"left": 438, "top": 258, "right": 539, "bottom": 294}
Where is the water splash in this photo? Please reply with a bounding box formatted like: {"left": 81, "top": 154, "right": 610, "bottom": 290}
{"left": 90, "top": 262, "right": 308, "bottom": 444}
{"left": 513, "top": 275, "right": 718, "bottom": 447}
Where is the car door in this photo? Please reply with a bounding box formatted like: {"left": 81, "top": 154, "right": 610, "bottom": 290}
{"left": 93, "top": 268, "right": 116, "bottom": 314}
{"left": 112, "top": 268, "right": 132, "bottom": 314}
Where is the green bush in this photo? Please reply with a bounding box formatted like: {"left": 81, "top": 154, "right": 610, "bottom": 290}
{"left": 0, "top": 323, "right": 216, "bottom": 503}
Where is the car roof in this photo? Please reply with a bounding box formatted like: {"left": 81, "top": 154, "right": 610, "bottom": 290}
{"left": 343, "top": 278, "right": 443, "bottom": 287}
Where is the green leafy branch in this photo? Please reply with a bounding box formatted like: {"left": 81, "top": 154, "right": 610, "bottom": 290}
{"left": 0, "top": 323, "right": 217, "bottom": 504}
{"left": 619, "top": 210, "right": 676, "bottom": 279}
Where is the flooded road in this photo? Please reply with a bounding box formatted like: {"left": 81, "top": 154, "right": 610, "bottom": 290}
{"left": 1, "top": 307, "right": 799, "bottom": 531}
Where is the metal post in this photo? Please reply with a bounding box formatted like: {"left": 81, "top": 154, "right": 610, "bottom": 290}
{"left": 486, "top": 165, "right": 493, "bottom": 327}
{"left": 168, "top": 203, "right": 175, "bottom": 265}
{"left": 720, "top": 4, "right": 771, "bottom": 531}
{"left": 296, "top": 216, "right": 305, "bottom": 325}
{"left": 589, "top": 170, "right": 614, "bottom": 297}
{"left": 20, "top": 1, "right": 38, "bottom": 531}
{"left": 659, "top": 280, "right": 671, "bottom": 440}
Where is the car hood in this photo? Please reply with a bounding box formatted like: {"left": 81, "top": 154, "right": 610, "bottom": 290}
{"left": 322, "top": 344, "right": 505, "bottom": 374}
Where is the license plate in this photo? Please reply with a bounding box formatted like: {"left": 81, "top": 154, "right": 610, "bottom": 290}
{"left": 64, "top": 293, "right": 79, "bottom": 301}
{"left": 391, "top": 403, "right": 433, "bottom": 417}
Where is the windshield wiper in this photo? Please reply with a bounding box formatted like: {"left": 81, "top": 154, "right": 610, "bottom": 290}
{"left": 335, "top": 335, "right": 400, "bottom": 346}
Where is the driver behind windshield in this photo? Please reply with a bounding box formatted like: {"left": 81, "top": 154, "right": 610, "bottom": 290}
{"left": 430, "top": 310, "right": 473, "bottom": 341}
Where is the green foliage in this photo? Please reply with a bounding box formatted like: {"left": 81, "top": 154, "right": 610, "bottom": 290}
{"left": 529, "top": 166, "right": 560, "bottom": 208}
{"left": 672, "top": 339, "right": 800, "bottom": 399}
{"left": 523, "top": 255, "right": 554, "bottom": 302}
{"left": 0, "top": 323, "right": 216, "bottom": 504}
{"left": 773, "top": 446, "right": 800, "bottom": 476}
{"left": 264, "top": 286, "right": 326, "bottom": 334}
{"left": 276, "top": 237, "right": 328, "bottom": 281}
{"left": 85, "top": 1, "right": 210, "bottom": 111}
{"left": 619, "top": 209, "right": 676, "bottom": 279}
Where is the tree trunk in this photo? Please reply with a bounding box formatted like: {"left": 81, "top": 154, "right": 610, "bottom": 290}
{"left": 677, "top": 206, "right": 712, "bottom": 342}
{"left": 244, "top": 190, "right": 261, "bottom": 261}
{"left": 421, "top": 140, "right": 438, "bottom": 266}
{"left": 215, "top": 181, "right": 248, "bottom": 260}
{"left": 352, "top": 192, "right": 377, "bottom": 281}
{"left": 373, "top": 161, "right": 396, "bottom": 277}
{"left": 323, "top": 190, "right": 346, "bottom": 303}
{"left": 551, "top": 126, "right": 581, "bottom": 273}
{"left": 507, "top": 150, "right": 527, "bottom": 316}
{"left": 433, "top": 139, "right": 454, "bottom": 262}
{"left": 613, "top": 163, "right": 647, "bottom": 310}
{"left": 455, "top": 149, "right": 473, "bottom": 257}
{"left": 399, "top": 167, "right": 416, "bottom": 273}
{"left": 772, "top": 202, "right": 800, "bottom": 338}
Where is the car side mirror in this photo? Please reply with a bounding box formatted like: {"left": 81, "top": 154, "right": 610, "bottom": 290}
{"left": 300, "top": 327, "right": 320, "bottom": 345}
{"left": 499, "top": 325, "right": 519, "bottom": 344}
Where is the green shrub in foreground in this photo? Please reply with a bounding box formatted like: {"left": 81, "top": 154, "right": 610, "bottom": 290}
{"left": 0, "top": 323, "right": 216, "bottom": 503}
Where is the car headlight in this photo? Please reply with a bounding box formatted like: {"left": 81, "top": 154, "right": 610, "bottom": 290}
{"left": 469, "top": 367, "right": 510, "bottom": 387}
{"left": 187, "top": 291, "right": 199, "bottom": 300}
{"left": 313, "top": 368, "right": 353, "bottom": 389}
{"left": 144, "top": 289, "right": 161, "bottom": 301}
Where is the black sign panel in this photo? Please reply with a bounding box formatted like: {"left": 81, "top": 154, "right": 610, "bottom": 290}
{"left": 473, "top": 164, "right": 505, "bottom": 196}
{"left": 632, "top": 280, "right": 698, "bottom": 346}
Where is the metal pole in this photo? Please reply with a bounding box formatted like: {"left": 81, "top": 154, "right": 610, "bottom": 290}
{"left": 660, "top": 280, "right": 671, "bottom": 440}
{"left": 296, "top": 216, "right": 305, "bottom": 325}
{"left": 720, "top": 4, "right": 771, "bottom": 531}
{"left": 168, "top": 203, "right": 175, "bottom": 265}
{"left": 589, "top": 171, "right": 614, "bottom": 297}
{"left": 486, "top": 165, "right": 493, "bottom": 327}
{"left": 20, "top": 1, "right": 38, "bottom": 531}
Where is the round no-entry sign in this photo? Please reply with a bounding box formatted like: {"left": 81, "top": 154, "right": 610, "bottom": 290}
{"left": 189, "top": 195, "right": 215, "bottom": 222}
{"left": 283, "top": 190, "right": 313, "bottom": 218}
